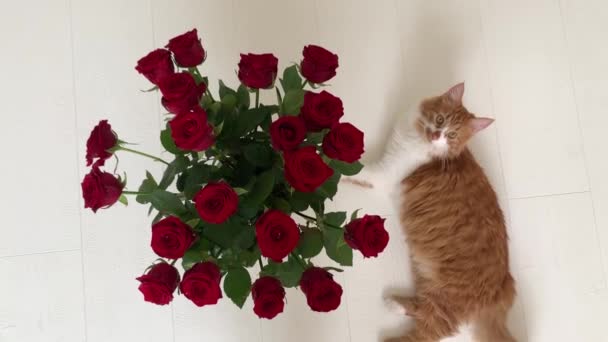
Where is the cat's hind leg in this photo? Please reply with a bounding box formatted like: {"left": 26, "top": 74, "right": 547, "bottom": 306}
{"left": 383, "top": 295, "right": 418, "bottom": 317}
{"left": 472, "top": 275, "right": 517, "bottom": 342}
{"left": 383, "top": 295, "right": 460, "bottom": 342}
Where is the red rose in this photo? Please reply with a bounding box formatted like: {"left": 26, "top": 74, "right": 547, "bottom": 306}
{"left": 151, "top": 216, "right": 196, "bottom": 259}
{"left": 81, "top": 167, "right": 124, "bottom": 213}
{"left": 322, "top": 122, "right": 365, "bottom": 163}
{"left": 284, "top": 146, "right": 333, "bottom": 192}
{"left": 165, "top": 29, "right": 206, "bottom": 67}
{"left": 135, "top": 48, "right": 175, "bottom": 85}
{"left": 85, "top": 120, "right": 117, "bottom": 167}
{"left": 300, "top": 45, "right": 339, "bottom": 84}
{"left": 180, "top": 262, "right": 222, "bottom": 307}
{"left": 158, "top": 72, "right": 206, "bottom": 114}
{"left": 300, "top": 91, "right": 344, "bottom": 132}
{"left": 168, "top": 107, "right": 214, "bottom": 151}
{"left": 194, "top": 182, "right": 238, "bottom": 224}
{"left": 270, "top": 116, "right": 306, "bottom": 151}
{"left": 344, "top": 215, "right": 389, "bottom": 258}
{"left": 237, "top": 53, "right": 278, "bottom": 89}
{"left": 255, "top": 210, "right": 300, "bottom": 262}
{"left": 300, "top": 267, "right": 343, "bottom": 312}
{"left": 136, "top": 262, "right": 180, "bottom": 305}
{"left": 251, "top": 276, "right": 286, "bottom": 319}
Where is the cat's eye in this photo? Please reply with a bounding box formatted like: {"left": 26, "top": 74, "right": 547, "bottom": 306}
{"left": 435, "top": 115, "right": 444, "bottom": 125}
{"left": 447, "top": 132, "right": 457, "bottom": 139}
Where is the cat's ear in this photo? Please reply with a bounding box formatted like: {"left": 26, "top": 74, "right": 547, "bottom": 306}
{"left": 444, "top": 82, "right": 465, "bottom": 104}
{"left": 469, "top": 117, "right": 494, "bottom": 133}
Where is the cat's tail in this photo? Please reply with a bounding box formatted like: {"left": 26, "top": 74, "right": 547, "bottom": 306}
{"left": 473, "top": 275, "right": 518, "bottom": 342}
{"left": 341, "top": 177, "right": 374, "bottom": 189}
{"left": 340, "top": 164, "right": 385, "bottom": 189}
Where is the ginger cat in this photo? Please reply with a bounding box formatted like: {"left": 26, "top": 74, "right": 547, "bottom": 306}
{"left": 349, "top": 83, "right": 516, "bottom": 342}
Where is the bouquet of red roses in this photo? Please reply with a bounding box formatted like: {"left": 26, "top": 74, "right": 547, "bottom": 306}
{"left": 81, "top": 29, "right": 389, "bottom": 319}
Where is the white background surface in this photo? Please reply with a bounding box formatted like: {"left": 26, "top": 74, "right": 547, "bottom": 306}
{"left": 1, "top": 0, "right": 607, "bottom": 341}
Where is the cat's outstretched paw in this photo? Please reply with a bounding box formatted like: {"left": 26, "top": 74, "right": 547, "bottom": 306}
{"left": 383, "top": 294, "right": 418, "bottom": 317}
{"left": 383, "top": 295, "right": 407, "bottom": 315}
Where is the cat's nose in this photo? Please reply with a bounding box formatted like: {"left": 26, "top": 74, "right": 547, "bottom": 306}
{"left": 431, "top": 131, "right": 441, "bottom": 140}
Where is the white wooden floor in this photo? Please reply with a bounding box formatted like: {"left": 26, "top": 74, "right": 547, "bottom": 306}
{"left": 1, "top": 1, "right": 607, "bottom": 341}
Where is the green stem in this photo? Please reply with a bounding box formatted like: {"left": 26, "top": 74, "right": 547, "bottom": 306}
{"left": 294, "top": 211, "right": 315, "bottom": 221}
{"left": 122, "top": 190, "right": 143, "bottom": 195}
{"left": 205, "top": 89, "right": 216, "bottom": 102}
{"left": 118, "top": 147, "right": 170, "bottom": 165}
{"left": 113, "top": 154, "right": 120, "bottom": 174}
{"left": 258, "top": 257, "right": 264, "bottom": 269}
{"left": 170, "top": 259, "right": 177, "bottom": 266}
{"left": 294, "top": 211, "right": 343, "bottom": 230}
{"left": 192, "top": 67, "right": 203, "bottom": 79}
{"left": 291, "top": 253, "right": 308, "bottom": 269}
{"left": 255, "top": 89, "right": 260, "bottom": 108}
{"left": 301, "top": 80, "right": 308, "bottom": 88}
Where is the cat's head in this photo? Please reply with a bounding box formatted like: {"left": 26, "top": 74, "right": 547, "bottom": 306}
{"left": 415, "top": 82, "right": 494, "bottom": 158}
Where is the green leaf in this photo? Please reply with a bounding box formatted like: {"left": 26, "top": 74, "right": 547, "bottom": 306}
{"left": 152, "top": 211, "right": 164, "bottom": 224}
{"left": 241, "top": 170, "right": 275, "bottom": 207}
{"left": 350, "top": 208, "right": 362, "bottom": 222}
{"left": 281, "top": 65, "right": 303, "bottom": 92}
{"left": 324, "top": 211, "right": 347, "bottom": 227}
{"left": 219, "top": 80, "right": 237, "bottom": 99}
{"left": 148, "top": 190, "right": 187, "bottom": 217}
{"left": 238, "top": 247, "right": 261, "bottom": 267}
{"left": 221, "top": 94, "right": 237, "bottom": 114}
{"left": 297, "top": 229, "right": 323, "bottom": 258}
{"left": 316, "top": 171, "right": 341, "bottom": 199}
{"left": 183, "top": 164, "right": 211, "bottom": 198}
{"left": 136, "top": 171, "right": 158, "bottom": 204}
{"left": 236, "top": 85, "right": 250, "bottom": 109}
{"left": 233, "top": 187, "right": 248, "bottom": 196}
{"left": 140, "top": 85, "right": 158, "bottom": 93}
{"left": 118, "top": 194, "right": 128, "bottom": 206}
{"left": 261, "top": 257, "right": 304, "bottom": 288}
{"left": 243, "top": 143, "right": 273, "bottom": 168}
{"left": 182, "top": 242, "right": 207, "bottom": 270}
{"left": 306, "top": 131, "right": 326, "bottom": 145}
{"left": 264, "top": 105, "right": 280, "bottom": 115}
{"left": 275, "top": 87, "right": 283, "bottom": 105}
{"left": 158, "top": 155, "right": 189, "bottom": 190}
{"left": 203, "top": 220, "right": 249, "bottom": 249}
{"left": 231, "top": 107, "right": 273, "bottom": 138}
{"left": 269, "top": 197, "right": 291, "bottom": 213}
{"left": 160, "top": 126, "right": 182, "bottom": 155}
{"left": 260, "top": 114, "right": 272, "bottom": 133}
{"left": 282, "top": 89, "right": 305, "bottom": 115}
{"left": 289, "top": 191, "right": 322, "bottom": 212}
{"left": 329, "top": 160, "right": 364, "bottom": 176}
{"left": 234, "top": 227, "right": 256, "bottom": 250}
{"left": 223, "top": 267, "right": 252, "bottom": 308}
{"left": 176, "top": 173, "right": 186, "bottom": 192}
{"left": 323, "top": 228, "right": 353, "bottom": 266}
{"left": 210, "top": 102, "right": 222, "bottom": 115}
{"left": 186, "top": 218, "right": 200, "bottom": 228}
{"left": 231, "top": 157, "right": 256, "bottom": 189}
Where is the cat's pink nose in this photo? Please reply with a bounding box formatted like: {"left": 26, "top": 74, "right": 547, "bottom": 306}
{"left": 431, "top": 131, "right": 441, "bottom": 140}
